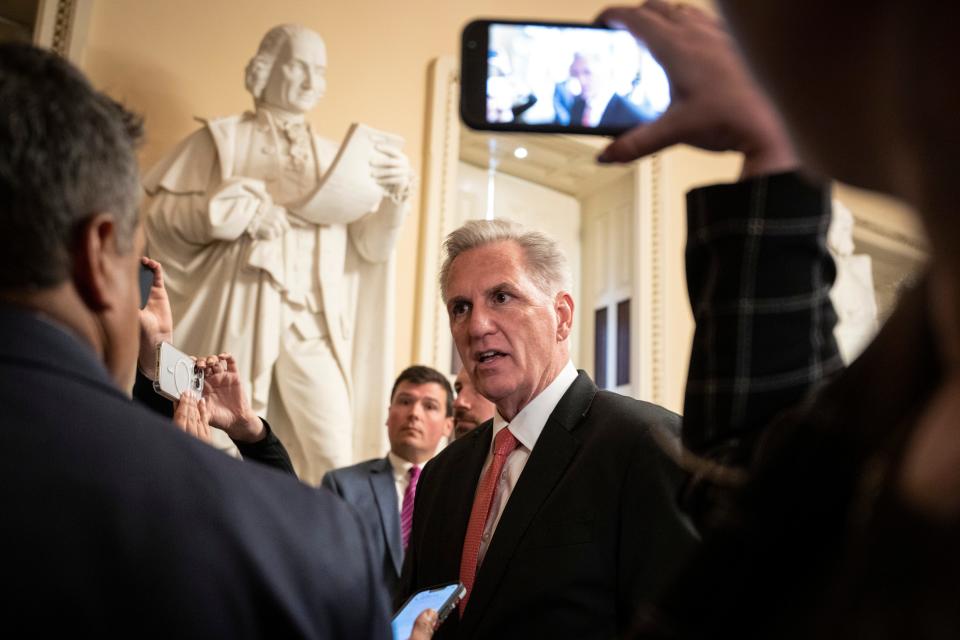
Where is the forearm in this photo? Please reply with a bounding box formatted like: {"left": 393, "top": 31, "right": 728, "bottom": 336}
{"left": 348, "top": 197, "right": 408, "bottom": 263}
{"left": 147, "top": 180, "right": 271, "bottom": 248}
{"left": 146, "top": 191, "right": 223, "bottom": 246}
{"left": 235, "top": 418, "right": 296, "bottom": 476}
{"left": 682, "top": 171, "right": 843, "bottom": 460}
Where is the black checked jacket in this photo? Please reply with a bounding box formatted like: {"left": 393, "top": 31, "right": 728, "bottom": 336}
{"left": 642, "top": 172, "right": 954, "bottom": 639}
{"left": 682, "top": 171, "right": 843, "bottom": 463}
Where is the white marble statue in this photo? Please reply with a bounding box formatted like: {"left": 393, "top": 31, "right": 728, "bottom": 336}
{"left": 828, "top": 199, "right": 879, "bottom": 364}
{"left": 143, "top": 24, "right": 413, "bottom": 484}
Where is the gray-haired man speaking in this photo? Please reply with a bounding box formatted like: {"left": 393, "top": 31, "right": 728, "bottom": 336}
{"left": 399, "top": 219, "right": 697, "bottom": 639}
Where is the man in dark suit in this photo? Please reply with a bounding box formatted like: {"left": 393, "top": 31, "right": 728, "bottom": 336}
{"left": 568, "top": 52, "right": 654, "bottom": 128}
{"left": 570, "top": 91, "right": 650, "bottom": 129}
{"left": 323, "top": 365, "right": 454, "bottom": 599}
{"left": 0, "top": 42, "right": 391, "bottom": 638}
{"left": 398, "top": 219, "right": 698, "bottom": 638}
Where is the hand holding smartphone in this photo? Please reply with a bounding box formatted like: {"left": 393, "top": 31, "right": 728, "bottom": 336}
{"left": 153, "top": 342, "right": 204, "bottom": 402}
{"left": 139, "top": 262, "right": 154, "bottom": 309}
{"left": 460, "top": 19, "right": 670, "bottom": 136}
{"left": 392, "top": 582, "right": 465, "bottom": 639}
{"left": 589, "top": 4, "right": 799, "bottom": 173}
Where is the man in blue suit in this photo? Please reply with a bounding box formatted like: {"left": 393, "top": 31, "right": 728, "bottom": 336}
{"left": 323, "top": 365, "right": 454, "bottom": 599}
{"left": 567, "top": 52, "right": 658, "bottom": 129}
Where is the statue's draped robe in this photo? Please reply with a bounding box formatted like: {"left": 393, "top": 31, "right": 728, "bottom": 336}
{"left": 143, "top": 113, "right": 399, "bottom": 478}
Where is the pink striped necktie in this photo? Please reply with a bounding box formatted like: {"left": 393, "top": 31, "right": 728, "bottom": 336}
{"left": 401, "top": 465, "right": 421, "bottom": 549}
{"left": 458, "top": 427, "right": 519, "bottom": 611}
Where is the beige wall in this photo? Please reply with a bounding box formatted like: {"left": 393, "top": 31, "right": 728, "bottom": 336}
{"left": 78, "top": 0, "right": 637, "bottom": 373}
{"left": 77, "top": 0, "right": 920, "bottom": 411}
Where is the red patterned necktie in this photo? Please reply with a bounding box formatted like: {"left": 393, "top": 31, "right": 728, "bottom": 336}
{"left": 458, "top": 427, "right": 519, "bottom": 611}
{"left": 401, "top": 465, "right": 421, "bottom": 549}
{"left": 582, "top": 103, "right": 592, "bottom": 126}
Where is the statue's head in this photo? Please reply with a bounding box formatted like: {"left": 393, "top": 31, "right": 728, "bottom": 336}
{"left": 245, "top": 25, "right": 327, "bottom": 115}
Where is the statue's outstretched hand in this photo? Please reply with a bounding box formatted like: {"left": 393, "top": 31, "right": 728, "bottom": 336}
{"left": 371, "top": 144, "right": 414, "bottom": 203}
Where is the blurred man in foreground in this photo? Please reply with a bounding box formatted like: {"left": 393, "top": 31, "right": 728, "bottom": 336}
{"left": 0, "top": 42, "right": 390, "bottom": 637}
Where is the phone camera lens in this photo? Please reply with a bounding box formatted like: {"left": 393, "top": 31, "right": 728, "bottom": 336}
{"left": 467, "top": 40, "right": 477, "bottom": 50}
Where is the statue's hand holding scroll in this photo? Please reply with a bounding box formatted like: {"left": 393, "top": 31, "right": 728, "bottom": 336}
{"left": 371, "top": 143, "right": 414, "bottom": 204}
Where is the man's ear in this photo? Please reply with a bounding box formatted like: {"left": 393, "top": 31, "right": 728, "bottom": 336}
{"left": 555, "top": 291, "right": 574, "bottom": 342}
{"left": 72, "top": 213, "right": 121, "bottom": 312}
{"left": 443, "top": 416, "right": 454, "bottom": 438}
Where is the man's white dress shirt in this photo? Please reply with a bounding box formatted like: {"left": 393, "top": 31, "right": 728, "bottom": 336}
{"left": 475, "top": 361, "right": 578, "bottom": 566}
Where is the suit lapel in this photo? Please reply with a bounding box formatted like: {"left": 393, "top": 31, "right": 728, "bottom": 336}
{"left": 460, "top": 373, "right": 597, "bottom": 633}
{"left": 369, "top": 457, "right": 402, "bottom": 576}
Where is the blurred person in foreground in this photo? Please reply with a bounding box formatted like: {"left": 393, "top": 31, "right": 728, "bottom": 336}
{"left": 0, "top": 41, "right": 392, "bottom": 638}
{"left": 594, "top": 2, "right": 960, "bottom": 637}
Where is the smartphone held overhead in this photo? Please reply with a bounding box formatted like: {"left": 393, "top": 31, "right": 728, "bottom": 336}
{"left": 460, "top": 19, "right": 670, "bottom": 136}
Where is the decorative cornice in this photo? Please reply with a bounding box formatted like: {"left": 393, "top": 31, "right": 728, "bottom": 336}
{"left": 649, "top": 153, "right": 663, "bottom": 403}
{"left": 431, "top": 66, "right": 459, "bottom": 367}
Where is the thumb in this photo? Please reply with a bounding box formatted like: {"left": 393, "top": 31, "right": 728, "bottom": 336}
{"left": 409, "top": 609, "right": 438, "bottom": 639}
{"left": 598, "top": 107, "right": 686, "bottom": 164}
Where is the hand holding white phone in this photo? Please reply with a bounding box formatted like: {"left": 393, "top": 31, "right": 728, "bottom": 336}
{"left": 153, "top": 342, "right": 204, "bottom": 402}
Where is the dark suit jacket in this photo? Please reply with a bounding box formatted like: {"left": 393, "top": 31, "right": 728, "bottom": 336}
{"left": 322, "top": 456, "right": 404, "bottom": 599}
{"left": 571, "top": 93, "right": 651, "bottom": 129}
{"left": 0, "top": 305, "right": 390, "bottom": 638}
{"left": 398, "top": 371, "right": 698, "bottom": 639}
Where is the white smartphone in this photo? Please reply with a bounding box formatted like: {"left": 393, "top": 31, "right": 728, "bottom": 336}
{"left": 153, "top": 342, "right": 204, "bottom": 402}
{"left": 391, "top": 582, "right": 465, "bottom": 639}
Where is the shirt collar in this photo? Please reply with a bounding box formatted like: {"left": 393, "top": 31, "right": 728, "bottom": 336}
{"left": 387, "top": 451, "right": 416, "bottom": 482}
{"left": 491, "top": 361, "right": 578, "bottom": 453}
